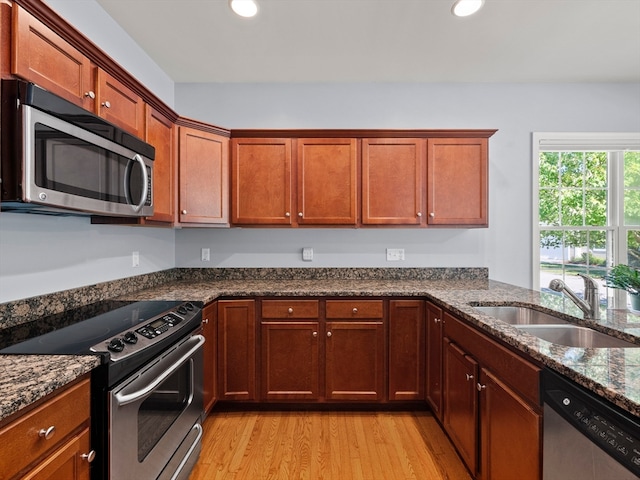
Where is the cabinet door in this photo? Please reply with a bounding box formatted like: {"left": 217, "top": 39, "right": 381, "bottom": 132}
{"left": 1, "top": 1, "right": 11, "bottom": 79}
{"left": 95, "top": 69, "right": 145, "bottom": 137}
{"left": 325, "top": 321, "right": 384, "bottom": 401}
{"left": 217, "top": 300, "right": 256, "bottom": 401}
{"left": 261, "top": 322, "right": 320, "bottom": 400}
{"left": 297, "top": 138, "right": 358, "bottom": 225}
{"left": 362, "top": 138, "right": 425, "bottom": 225}
{"left": 388, "top": 299, "right": 425, "bottom": 401}
{"left": 479, "top": 368, "right": 542, "bottom": 480}
{"left": 231, "top": 138, "right": 293, "bottom": 224}
{"left": 444, "top": 339, "right": 479, "bottom": 475}
{"left": 427, "top": 138, "right": 488, "bottom": 226}
{"left": 22, "top": 428, "right": 91, "bottom": 480}
{"left": 425, "top": 301, "right": 444, "bottom": 419}
{"left": 144, "top": 105, "right": 175, "bottom": 223}
{"left": 11, "top": 4, "right": 94, "bottom": 109}
{"left": 202, "top": 302, "right": 217, "bottom": 414}
{"left": 179, "top": 127, "right": 229, "bottom": 225}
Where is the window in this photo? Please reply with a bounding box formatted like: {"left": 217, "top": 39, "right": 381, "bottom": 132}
{"left": 532, "top": 133, "right": 640, "bottom": 308}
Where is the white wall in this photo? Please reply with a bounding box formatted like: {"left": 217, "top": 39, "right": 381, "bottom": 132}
{"left": 174, "top": 82, "right": 640, "bottom": 289}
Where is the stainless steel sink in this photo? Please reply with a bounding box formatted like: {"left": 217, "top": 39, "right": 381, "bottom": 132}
{"left": 516, "top": 325, "right": 639, "bottom": 348}
{"left": 473, "top": 305, "right": 571, "bottom": 325}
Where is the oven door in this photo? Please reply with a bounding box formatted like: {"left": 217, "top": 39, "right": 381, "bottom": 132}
{"left": 109, "top": 334, "right": 204, "bottom": 480}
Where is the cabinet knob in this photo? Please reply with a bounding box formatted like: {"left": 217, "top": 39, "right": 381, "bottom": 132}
{"left": 312, "top": 331, "right": 318, "bottom": 337}
{"left": 477, "top": 383, "right": 486, "bottom": 392}
{"left": 465, "top": 373, "right": 474, "bottom": 381}
{"left": 352, "top": 307, "right": 358, "bottom": 314}
{"left": 203, "top": 318, "right": 209, "bottom": 324}
{"left": 327, "top": 331, "right": 332, "bottom": 337}
{"left": 298, "top": 212, "right": 303, "bottom": 217}
{"left": 434, "top": 318, "right": 441, "bottom": 323}
{"left": 84, "top": 90, "right": 95, "bottom": 99}
{"left": 182, "top": 209, "right": 187, "bottom": 215}
{"left": 417, "top": 212, "right": 422, "bottom": 217}
{"left": 288, "top": 307, "right": 294, "bottom": 314}
{"left": 38, "top": 426, "right": 56, "bottom": 440}
{"left": 81, "top": 450, "right": 96, "bottom": 463}
{"left": 429, "top": 212, "right": 435, "bottom": 217}
{"left": 285, "top": 212, "right": 291, "bottom": 217}
{"left": 101, "top": 100, "right": 111, "bottom": 108}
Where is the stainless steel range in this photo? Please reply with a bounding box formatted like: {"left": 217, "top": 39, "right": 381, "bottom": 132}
{"left": 0, "top": 299, "right": 204, "bottom": 480}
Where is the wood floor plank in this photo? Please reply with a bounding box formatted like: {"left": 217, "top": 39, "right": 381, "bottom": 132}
{"left": 189, "top": 410, "right": 472, "bottom": 480}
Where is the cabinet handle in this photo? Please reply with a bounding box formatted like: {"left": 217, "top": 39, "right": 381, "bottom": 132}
{"left": 477, "top": 383, "right": 486, "bottom": 392}
{"left": 38, "top": 426, "right": 56, "bottom": 440}
{"left": 203, "top": 318, "right": 209, "bottom": 324}
{"left": 327, "top": 331, "right": 332, "bottom": 337}
{"left": 182, "top": 209, "right": 187, "bottom": 215}
{"left": 429, "top": 212, "right": 435, "bottom": 217}
{"left": 101, "top": 100, "right": 111, "bottom": 108}
{"left": 352, "top": 307, "right": 358, "bottom": 314}
{"left": 285, "top": 212, "right": 291, "bottom": 217}
{"left": 84, "top": 91, "right": 95, "bottom": 99}
{"left": 417, "top": 212, "right": 422, "bottom": 217}
{"left": 81, "top": 450, "right": 96, "bottom": 463}
{"left": 434, "top": 318, "right": 441, "bottom": 323}
{"left": 312, "top": 331, "right": 318, "bottom": 337}
{"left": 298, "top": 212, "right": 303, "bottom": 217}
{"left": 288, "top": 307, "right": 294, "bottom": 314}
{"left": 465, "top": 373, "right": 474, "bottom": 381}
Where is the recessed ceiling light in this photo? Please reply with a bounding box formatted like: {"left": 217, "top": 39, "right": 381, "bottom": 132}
{"left": 229, "top": 0, "right": 258, "bottom": 18}
{"left": 451, "top": 0, "right": 485, "bottom": 17}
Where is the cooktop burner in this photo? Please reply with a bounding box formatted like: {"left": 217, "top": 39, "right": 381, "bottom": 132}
{"left": 0, "top": 300, "right": 189, "bottom": 356}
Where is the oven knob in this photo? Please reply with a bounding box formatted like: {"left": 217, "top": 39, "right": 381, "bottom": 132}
{"left": 107, "top": 338, "right": 125, "bottom": 352}
{"left": 177, "top": 306, "right": 187, "bottom": 315}
{"left": 185, "top": 302, "right": 194, "bottom": 311}
{"left": 123, "top": 331, "right": 138, "bottom": 344}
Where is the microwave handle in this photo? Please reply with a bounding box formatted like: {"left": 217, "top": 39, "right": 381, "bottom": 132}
{"left": 124, "top": 154, "right": 149, "bottom": 213}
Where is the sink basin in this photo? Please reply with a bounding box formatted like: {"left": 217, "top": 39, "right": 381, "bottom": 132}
{"left": 516, "top": 325, "right": 639, "bottom": 348}
{"left": 473, "top": 305, "right": 571, "bottom": 325}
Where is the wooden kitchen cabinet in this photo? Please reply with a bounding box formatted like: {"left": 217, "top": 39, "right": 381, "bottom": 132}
{"left": 425, "top": 301, "right": 444, "bottom": 419}
{"left": 179, "top": 126, "right": 229, "bottom": 225}
{"left": 442, "top": 311, "right": 542, "bottom": 479}
{"left": 95, "top": 69, "right": 145, "bottom": 138}
{"left": 217, "top": 300, "right": 256, "bottom": 401}
{"left": 202, "top": 301, "right": 217, "bottom": 414}
{"left": 296, "top": 138, "right": 358, "bottom": 225}
{"left": 0, "top": 377, "right": 92, "bottom": 480}
{"left": 388, "top": 299, "right": 425, "bottom": 400}
{"left": 362, "top": 138, "right": 426, "bottom": 225}
{"left": 427, "top": 137, "right": 488, "bottom": 226}
{"left": 325, "top": 300, "right": 384, "bottom": 401}
{"left": 11, "top": 3, "right": 94, "bottom": 109}
{"left": 1, "top": 1, "right": 12, "bottom": 79}
{"left": 231, "top": 138, "right": 293, "bottom": 225}
{"left": 144, "top": 105, "right": 176, "bottom": 224}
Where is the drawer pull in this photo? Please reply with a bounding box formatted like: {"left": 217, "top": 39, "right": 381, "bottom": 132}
{"left": 38, "top": 426, "right": 56, "bottom": 440}
{"left": 288, "top": 307, "right": 294, "bottom": 314}
{"left": 352, "top": 307, "right": 358, "bottom": 314}
{"left": 81, "top": 450, "right": 96, "bottom": 463}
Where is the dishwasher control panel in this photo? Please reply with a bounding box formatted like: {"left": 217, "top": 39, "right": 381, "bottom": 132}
{"left": 544, "top": 370, "right": 640, "bottom": 477}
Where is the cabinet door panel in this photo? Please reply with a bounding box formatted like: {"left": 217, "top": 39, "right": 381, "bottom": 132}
{"left": 325, "top": 321, "right": 384, "bottom": 401}
{"left": 362, "top": 138, "right": 425, "bottom": 225}
{"left": 12, "top": 4, "right": 93, "bottom": 109}
{"left": 96, "top": 69, "right": 144, "bottom": 137}
{"left": 231, "top": 138, "right": 293, "bottom": 224}
{"left": 179, "top": 127, "right": 229, "bottom": 224}
{"left": 425, "top": 301, "right": 444, "bottom": 419}
{"left": 444, "top": 339, "right": 479, "bottom": 474}
{"left": 480, "top": 368, "right": 541, "bottom": 480}
{"left": 145, "top": 105, "right": 175, "bottom": 223}
{"left": 22, "top": 428, "right": 91, "bottom": 480}
{"left": 297, "top": 138, "right": 358, "bottom": 225}
{"left": 261, "top": 322, "right": 319, "bottom": 400}
{"left": 202, "top": 302, "right": 217, "bottom": 414}
{"left": 388, "top": 300, "right": 425, "bottom": 401}
{"left": 427, "top": 138, "right": 488, "bottom": 226}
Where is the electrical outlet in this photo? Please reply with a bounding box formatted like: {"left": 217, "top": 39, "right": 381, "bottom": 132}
{"left": 132, "top": 251, "right": 140, "bottom": 267}
{"left": 302, "top": 247, "right": 314, "bottom": 261}
{"left": 386, "top": 248, "right": 405, "bottom": 261}
{"left": 201, "top": 248, "right": 210, "bottom": 262}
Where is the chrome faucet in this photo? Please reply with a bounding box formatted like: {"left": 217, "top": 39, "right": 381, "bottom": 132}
{"left": 548, "top": 274, "right": 600, "bottom": 320}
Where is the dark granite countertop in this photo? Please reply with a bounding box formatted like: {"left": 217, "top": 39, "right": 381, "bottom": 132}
{"left": 0, "top": 268, "right": 638, "bottom": 422}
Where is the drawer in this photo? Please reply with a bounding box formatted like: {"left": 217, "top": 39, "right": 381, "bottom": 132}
{"left": 0, "top": 378, "right": 90, "bottom": 480}
{"left": 326, "top": 300, "right": 383, "bottom": 319}
{"left": 262, "top": 300, "right": 319, "bottom": 319}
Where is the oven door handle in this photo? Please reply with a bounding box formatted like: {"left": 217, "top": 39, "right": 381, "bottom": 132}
{"left": 114, "top": 334, "right": 205, "bottom": 406}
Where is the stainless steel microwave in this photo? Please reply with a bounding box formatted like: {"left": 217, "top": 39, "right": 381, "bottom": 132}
{"left": 1, "top": 79, "right": 154, "bottom": 217}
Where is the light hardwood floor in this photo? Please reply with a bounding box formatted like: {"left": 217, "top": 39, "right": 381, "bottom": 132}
{"left": 189, "top": 410, "right": 471, "bottom": 480}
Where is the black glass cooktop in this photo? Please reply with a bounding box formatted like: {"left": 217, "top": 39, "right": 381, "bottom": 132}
{"left": 0, "top": 300, "right": 185, "bottom": 355}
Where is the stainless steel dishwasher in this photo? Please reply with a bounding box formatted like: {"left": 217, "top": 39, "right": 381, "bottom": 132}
{"left": 543, "top": 369, "right": 640, "bottom": 479}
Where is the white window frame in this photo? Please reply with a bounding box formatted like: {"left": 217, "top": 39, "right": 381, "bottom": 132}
{"left": 532, "top": 132, "right": 640, "bottom": 297}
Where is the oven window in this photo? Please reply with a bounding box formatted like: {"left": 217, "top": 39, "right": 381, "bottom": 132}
{"left": 137, "top": 361, "right": 191, "bottom": 461}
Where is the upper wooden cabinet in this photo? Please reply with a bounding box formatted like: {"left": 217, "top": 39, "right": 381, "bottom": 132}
{"left": 178, "top": 126, "right": 229, "bottom": 225}
{"left": 95, "top": 69, "right": 145, "bottom": 138}
{"left": 231, "top": 138, "right": 293, "bottom": 225}
{"left": 362, "top": 138, "right": 425, "bottom": 225}
{"left": 11, "top": 3, "right": 94, "bottom": 109}
{"left": 296, "top": 138, "right": 358, "bottom": 225}
{"left": 144, "top": 105, "right": 175, "bottom": 224}
{"left": 427, "top": 137, "right": 488, "bottom": 226}
{"left": 1, "top": 1, "right": 12, "bottom": 79}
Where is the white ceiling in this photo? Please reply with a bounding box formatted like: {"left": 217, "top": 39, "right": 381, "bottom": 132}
{"left": 95, "top": 0, "right": 640, "bottom": 83}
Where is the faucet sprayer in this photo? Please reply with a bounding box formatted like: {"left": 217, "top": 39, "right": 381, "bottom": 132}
{"left": 548, "top": 274, "right": 600, "bottom": 320}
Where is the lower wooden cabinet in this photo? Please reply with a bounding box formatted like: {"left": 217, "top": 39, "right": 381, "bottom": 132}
{"left": 202, "top": 301, "right": 218, "bottom": 414}
{"left": 388, "top": 299, "right": 425, "bottom": 401}
{"left": 425, "top": 301, "right": 444, "bottom": 418}
{"left": 21, "top": 428, "right": 91, "bottom": 480}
